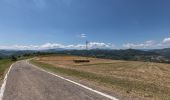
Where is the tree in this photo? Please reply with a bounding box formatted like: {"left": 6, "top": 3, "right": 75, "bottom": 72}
{"left": 11, "top": 56, "right": 17, "bottom": 61}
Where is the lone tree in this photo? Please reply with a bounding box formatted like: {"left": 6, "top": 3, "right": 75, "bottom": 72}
{"left": 11, "top": 56, "right": 17, "bottom": 61}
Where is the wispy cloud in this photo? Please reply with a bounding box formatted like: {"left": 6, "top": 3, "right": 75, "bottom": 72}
{"left": 123, "top": 40, "right": 156, "bottom": 49}
{"left": 123, "top": 37, "right": 170, "bottom": 49}
{"left": 80, "top": 33, "right": 87, "bottom": 38}
{"left": 0, "top": 42, "right": 115, "bottom": 50}
{"left": 87, "top": 42, "right": 115, "bottom": 49}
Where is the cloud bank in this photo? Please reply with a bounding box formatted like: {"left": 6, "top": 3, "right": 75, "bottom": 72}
{"left": 1, "top": 37, "right": 170, "bottom": 50}
{"left": 163, "top": 38, "right": 170, "bottom": 44}
{"left": 123, "top": 37, "right": 170, "bottom": 49}
{"left": 123, "top": 40, "right": 156, "bottom": 49}
{"left": 0, "top": 42, "right": 115, "bottom": 50}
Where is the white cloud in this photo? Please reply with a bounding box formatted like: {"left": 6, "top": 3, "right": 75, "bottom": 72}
{"left": 2, "top": 37, "right": 170, "bottom": 50}
{"left": 0, "top": 42, "right": 115, "bottom": 50}
{"left": 123, "top": 37, "right": 170, "bottom": 49}
{"left": 163, "top": 38, "right": 170, "bottom": 44}
{"left": 88, "top": 42, "right": 114, "bottom": 49}
{"left": 80, "top": 33, "right": 87, "bottom": 38}
{"left": 156, "top": 37, "right": 170, "bottom": 47}
{"left": 0, "top": 45, "right": 37, "bottom": 50}
{"left": 40, "top": 43, "right": 64, "bottom": 49}
{"left": 123, "top": 40, "right": 156, "bottom": 49}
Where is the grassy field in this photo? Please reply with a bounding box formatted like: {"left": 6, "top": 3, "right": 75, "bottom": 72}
{"left": 0, "top": 59, "right": 13, "bottom": 80}
{"left": 32, "top": 55, "right": 170, "bottom": 100}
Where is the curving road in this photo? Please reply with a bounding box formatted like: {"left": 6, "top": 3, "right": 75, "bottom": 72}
{"left": 1, "top": 61, "right": 117, "bottom": 100}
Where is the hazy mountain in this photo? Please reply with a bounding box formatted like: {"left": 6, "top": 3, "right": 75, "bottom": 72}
{"left": 0, "top": 48, "right": 170, "bottom": 63}
{"left": 151, "top": 48, "right": 170, "bottom": 59}
{"left": 40, "top": 48, "right": 66, "bottom": 52}
{"left": 0, "top": 50, "right": 36, "bottom": 58}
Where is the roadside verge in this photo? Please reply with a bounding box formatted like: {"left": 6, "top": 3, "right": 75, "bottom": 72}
{"left": 0, "top": 60, "right": 14, "bottom": 100}
{"left": 29, "top": 60, "right": 118, "bottom": 100}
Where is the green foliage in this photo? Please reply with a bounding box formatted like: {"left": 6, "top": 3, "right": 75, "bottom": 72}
{"left": 11, "top": 56, "right": 17, "bottom": 61}
{"left": 56, "top": 49, "right": 160, "bottom": 61}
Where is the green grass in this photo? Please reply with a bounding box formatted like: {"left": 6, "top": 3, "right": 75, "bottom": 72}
{"left": 0, "top": 59, "right": 13, "bottom": 79}
{"left": 17, "top": 56, "right": 34, "bottom": 60}
{"left": 31, "top": 60, "right": 170, "bottom": 99}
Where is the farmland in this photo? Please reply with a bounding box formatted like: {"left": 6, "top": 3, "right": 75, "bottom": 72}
{"left": 32, "top": 55, "right": 170, "bottom": 100}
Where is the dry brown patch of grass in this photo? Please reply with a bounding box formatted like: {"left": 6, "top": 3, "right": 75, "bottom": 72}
{"left": 33, "top": 55, "right": 170, "bottom": 100}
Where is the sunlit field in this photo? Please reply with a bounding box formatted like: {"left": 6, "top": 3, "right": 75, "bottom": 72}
{"left": 32, "top": 55, "right": 170, "bottom": 99}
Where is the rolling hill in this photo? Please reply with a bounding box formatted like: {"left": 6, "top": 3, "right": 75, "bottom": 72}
{"left": 0, "top": 48, "right": 170, "bottom": 63}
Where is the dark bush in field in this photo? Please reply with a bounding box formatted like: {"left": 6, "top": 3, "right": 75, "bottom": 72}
{"left": 11, "top": 56, "right": 17, "bottom": 61}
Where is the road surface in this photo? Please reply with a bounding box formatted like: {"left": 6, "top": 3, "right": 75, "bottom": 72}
{"left": 2, "top": 61, "right": 116, "bottom": 100}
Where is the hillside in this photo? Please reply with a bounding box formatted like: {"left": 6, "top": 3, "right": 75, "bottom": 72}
{"left": 0, "top": 50, "right": 36, "bottom": 58}
{"left": 151, "top": 48, "right": 170, "bottom": 59}
{"left": 32, "top": 55, "right": 170, "bottom": 99}
{"left": 55, "top": 49, "right": 168, "bottom": 63}
{"left": 0, "top": 48, "right": 170, "bottom": 63}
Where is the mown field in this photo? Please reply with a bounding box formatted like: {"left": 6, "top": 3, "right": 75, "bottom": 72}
{"left": 32, "top": 55, "right": 170, "bottom": 100}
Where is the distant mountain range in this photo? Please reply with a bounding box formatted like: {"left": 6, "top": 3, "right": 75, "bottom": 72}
{"left": 0, "top": 48, "right": 65, "bottom": 58}
{"left": 0, "top": 48, "right": 170, "bottom": 63}
{"left": 151, "top": 48, "right": 170, "bottom": 59}
{"left": 0, "top": 50, "right": 36, "bottom": 58}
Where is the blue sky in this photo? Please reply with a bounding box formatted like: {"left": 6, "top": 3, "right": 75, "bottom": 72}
{"left": 0, "top": 0, "right": 170, "bottom": 49}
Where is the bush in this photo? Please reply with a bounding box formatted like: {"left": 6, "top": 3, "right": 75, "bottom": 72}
{"left": 11, "top": 56, "right": 17, "bottom": 61}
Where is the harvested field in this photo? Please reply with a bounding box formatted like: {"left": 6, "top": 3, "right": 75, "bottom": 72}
{"left": 33, "top": 55, "right": 170, "bottom": 100}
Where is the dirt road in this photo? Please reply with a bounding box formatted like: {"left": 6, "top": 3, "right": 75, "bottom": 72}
{"left": 2, "top": 61, "right": 117, "bottom": 100}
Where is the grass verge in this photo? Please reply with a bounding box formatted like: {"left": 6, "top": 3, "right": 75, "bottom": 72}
{"left": 0, "top": 59, "right": 13, "bottom": 80}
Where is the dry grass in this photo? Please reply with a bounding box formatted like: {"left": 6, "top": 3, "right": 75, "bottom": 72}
{"left": 33, "top": 55, "right": 170, "bottom": 100}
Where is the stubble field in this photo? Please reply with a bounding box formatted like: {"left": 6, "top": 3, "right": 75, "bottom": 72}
{"left": 32, "top": 55, "right": 170, "bottom": 100}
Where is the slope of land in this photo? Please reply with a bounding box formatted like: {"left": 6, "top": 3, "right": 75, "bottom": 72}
{"left": 32, "top": 55, "right": 170, "bottom": 100}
